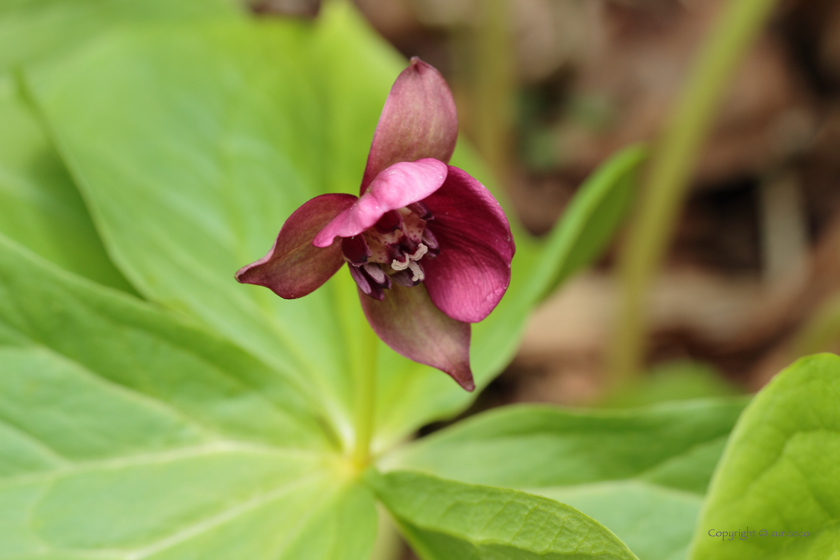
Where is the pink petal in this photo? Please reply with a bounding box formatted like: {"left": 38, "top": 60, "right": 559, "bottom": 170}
{"left": 235, "top": 193, "right": 357, "bottom": 298}
{"left": 360, "top": 284, "right": 474, "bottom": 391}
{"left": 313, "top": 159, "right": 448, "bottom": 247}
{"left": 422, "top": 166, "right": 516, "bottom": 323}
{"left": 360, "top": 58, "right": 458, "bottom": 195}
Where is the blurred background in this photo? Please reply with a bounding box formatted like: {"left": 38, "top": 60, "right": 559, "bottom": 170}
{"left": 253, "top": 0, "right": 840, "bottom": 413}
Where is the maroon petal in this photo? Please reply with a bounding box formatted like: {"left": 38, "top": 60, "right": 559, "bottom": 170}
{"left": 235, "top": 193, "right": 357, "bottom": 299}
{"left": 360, "top": 284, "right": 474, "bottom": 391}
{"left": 360, "top": 58, "right": 458, "bottom": 195}
{"left": 313, "top": 159, "right": 447, "bottom": 247}
{"left": 422, "top": 166, "right": 516, "bottom": 323}
{"left": 342, "top": 235, "right": 371, "bottom": 265}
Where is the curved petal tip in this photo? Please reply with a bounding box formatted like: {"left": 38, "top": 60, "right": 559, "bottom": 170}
{"left": 236, "top": 193, "right": 356, "bottom": 299}
{"left": 359, "top": 283, "right": 475, "bottom": 392}
{"left": 361, "top": 58, "right": 458, "bottom": 194}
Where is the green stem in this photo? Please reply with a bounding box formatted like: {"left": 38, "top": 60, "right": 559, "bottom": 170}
{"left": 451, "top": 0, "right": 514, "bottom": 183}
{"left": 608, "top": 0, "right": 779, "bottom": 385}
{"left": 352, "top": 318, "right": 378, "bottom": 470}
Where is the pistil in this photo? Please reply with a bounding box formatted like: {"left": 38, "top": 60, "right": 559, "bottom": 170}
{"left": 391, "top": 243, "right": 428, "bottom": 281}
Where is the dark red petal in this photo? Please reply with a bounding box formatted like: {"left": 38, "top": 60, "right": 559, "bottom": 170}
{"left": 313, "top": 159, "right": 447, "bottom": 247}
{"left": 360, "top": 284, "right": 474, "bottom": 391}
{"left": 422, "top": 166, "right": 516, "bottom": 323}
{"left": 374, "top": 210, "right": 404, "bottom": 233}
{"left": 235, "top": 193, "right": 356, "bottom": 299}
{"left": 342, "top": 235, "right": 371, "bottom": 265}
{"left": 360, "top": 58, "right": 458, "bottom": 195}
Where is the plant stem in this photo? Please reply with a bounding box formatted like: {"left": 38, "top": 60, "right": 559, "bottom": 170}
{"left": 452, "top": 0, "right": 514, "bottom": 184}
{"left": 608, "top": 0, "right": 780, "bottom": 386}
{"left": 352, "top": 318, "right": 378, "bottom": 470}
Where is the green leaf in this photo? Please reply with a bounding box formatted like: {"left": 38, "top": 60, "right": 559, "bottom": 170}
{"left": 538, "top": 483, "right": 702, "bottom": 560}
{"left": 0, "top": 0, "right": 242, "bottom": 72}
{"left": 0, "top": 73, "right": 134, "bottom": 292}
{"left": 0, "top": 233, "right": 377, "bottom": 559}
{"left": 387, "top": 399, "right": 747, "bottom": 560}
{"left": 688, "top": 354, "right": 840, "bottom": 559}
{"left": 28, "top": 14, "right": 377, "bottom": 448}
{"left": 534, "top": 144, "right": 647, "bottom": 301}
{"left": 0, "top": 234, "right": 323, "bottom": 452}
{"left": 388, "top": 400, "right": 747, "bottom": 493}
{"left": 0, "top": 0, "right": 243, "bottom": 292}
{"left": 368, "top": 470, "right": 639, "bottom": 560}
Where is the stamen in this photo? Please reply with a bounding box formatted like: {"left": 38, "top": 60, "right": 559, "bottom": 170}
{"left": 390, "top": 270, "right": 417, "bottom": 287}
{"left": 408, "top": 260, "right": 424, "bottom": 282}
{"left": 421, "top": 228, "right": 439, "bottom": 251}
{"left": 348, "top": 264, "right": 372, "bottom": 295}
{"left": 407, "top": 201, "right": 432, "bottom": 220}
{"left": 390, "top": 243, "right": 428, "bottom": 272}
{"left": 363, "top": 263, "right": 387, "bottom": 285}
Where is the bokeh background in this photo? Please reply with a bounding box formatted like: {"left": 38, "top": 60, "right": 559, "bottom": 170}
{"left": 252, "top": 0, "right": 840, "bottom": 418}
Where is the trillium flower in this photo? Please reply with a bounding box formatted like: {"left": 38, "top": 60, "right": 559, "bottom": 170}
{"left": 236, "top": 58, "right": 515, "bottom": 391}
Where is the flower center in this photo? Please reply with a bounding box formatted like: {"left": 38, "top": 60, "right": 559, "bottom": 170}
{"left": 390, "top": 243, "right": 428, "bottom": 282}
{"left": 340, "top": 204, "right": 440, "bottom": 300}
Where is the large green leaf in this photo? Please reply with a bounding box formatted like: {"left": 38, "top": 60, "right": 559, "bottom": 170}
{"left": 387, "top": 399, "right": 747, "bottom": 560}
{"left": 388, "top": 400, "right": 747, "bottom": 494}
{"left": 0, "top": 73, "right": 133, "bottom": 292}
{"left": 0, "top": 0, "right": 242, "bottom": 72}
{"left": 0, "top": 233, "right": 377, "bottom": 559}
{"left": 0, "top": 234, "right": 323, "bottom": 451}
{"left": 688, "top": 354, "right": 840, "bottom": 559}
{"left": 0, "top": 0, "right": 243, "bottom": 293}
{"left": 27, "top": 13, "right": 360, "bottom": 446}
{"left": 369, "top": 470, "right": 639, "bottom": 560}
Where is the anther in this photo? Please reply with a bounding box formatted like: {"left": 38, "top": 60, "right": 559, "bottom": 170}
{"left": 407, "top": 201, "right": 432, "bottom": 220}
{"left": 363, "top": 263, "right": 388, "bottom": 285}
{"left": 421, "top": 228, "right": 439, "bottom": 251}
